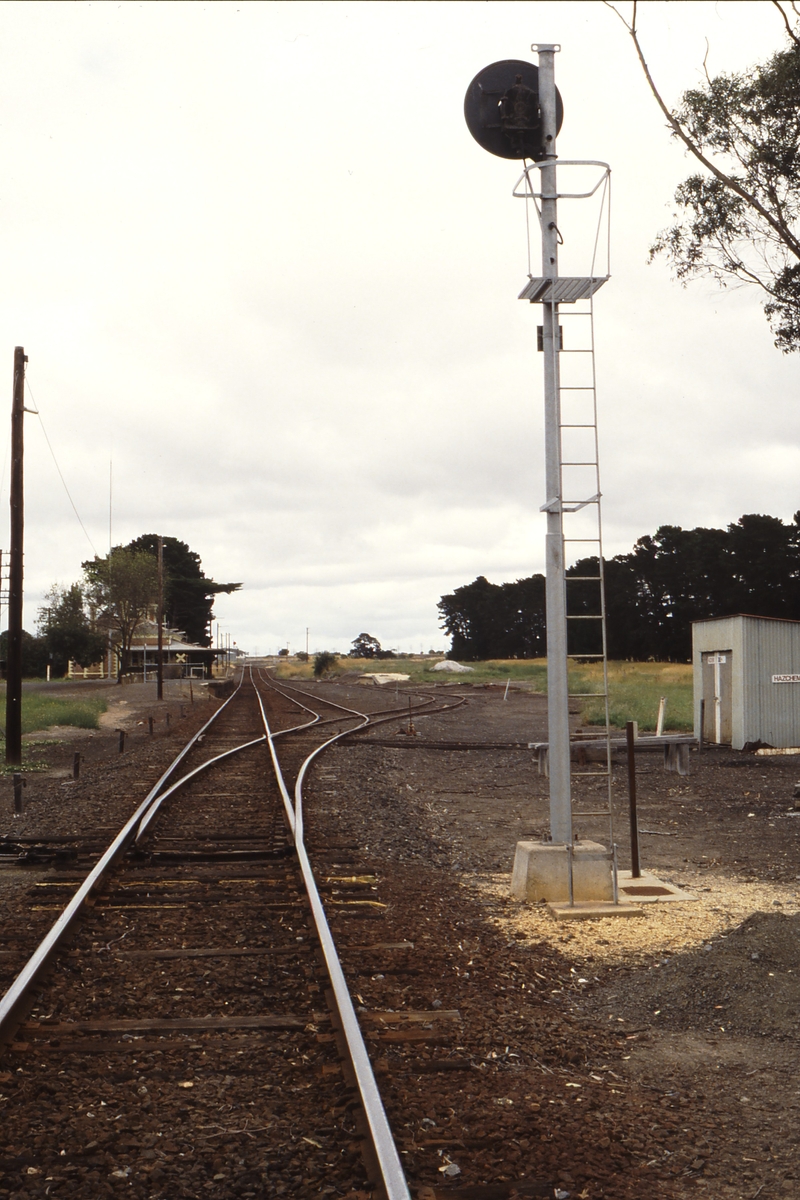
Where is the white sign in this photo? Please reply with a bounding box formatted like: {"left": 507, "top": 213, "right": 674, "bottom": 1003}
{"left": 772, "top": 674, "right": 800, "bottom": 684}
{"left": 707, "top": 654, "right": 727, "bottom": 665}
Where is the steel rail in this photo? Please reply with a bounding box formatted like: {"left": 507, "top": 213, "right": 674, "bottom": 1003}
{"left": 251, "top": 672, "right": 411, "bottom": 1200}
{"left": 134, "top": 734, "right": 266, "bottom": 842}
{"left": 0, "top": 675, "right": 249, "bottom": 1044}
{"left": 258, "top": 668, "right": 447, "bottom": 730}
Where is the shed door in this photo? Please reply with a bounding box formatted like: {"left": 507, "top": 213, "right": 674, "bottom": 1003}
{"left": 702, "top": 651, "right": 733, "bottom": 744}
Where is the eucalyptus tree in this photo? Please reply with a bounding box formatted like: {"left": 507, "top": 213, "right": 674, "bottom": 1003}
{"left": 82, "top": 546, "right": 159, "bottom": 676}
{"left": 607, "top": 0, "right": 800, "bottom": 350}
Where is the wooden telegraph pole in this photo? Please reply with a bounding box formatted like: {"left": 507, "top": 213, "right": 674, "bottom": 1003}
{"left": 157, "top": 536, "right": 164, "bottom": 700}
{"left": 6, "top": 347, "right": 27, "bottom": 765}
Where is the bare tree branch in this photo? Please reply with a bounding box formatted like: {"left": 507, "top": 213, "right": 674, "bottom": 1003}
{"left": 772, "top": 0, "right": 800, "bottom": 47}
{"left": 606, "top": 0, "right": 800, "bottom": 260}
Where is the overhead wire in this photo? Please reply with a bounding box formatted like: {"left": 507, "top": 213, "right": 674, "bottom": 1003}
{"left": 24, "top": 376, "right": 99, "bottom": 557}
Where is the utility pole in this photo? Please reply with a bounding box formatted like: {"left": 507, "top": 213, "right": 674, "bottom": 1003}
{"left": 536, "top": 45, "right": 572, "bottom": 844}
{"left": 6, "top": 347, "right": 27, "bottom": 766}
{"left": 306, "top": 627, "right": 309, "bottom": 657}
{"left": 157, "top": 536, "right": 164, "bottom": 701}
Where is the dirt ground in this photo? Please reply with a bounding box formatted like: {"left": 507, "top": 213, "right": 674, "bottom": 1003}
{"left": 3, "top": 675, "right": 800, "bottom": 1197}
{"left": 337, "top": 679, "right": 800, "bottom": 1198}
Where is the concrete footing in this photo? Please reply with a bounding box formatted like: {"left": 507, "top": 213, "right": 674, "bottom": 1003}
{"left": 510, "top": 839, "right": 613, "bottom": 903}
{"left": 548, "top": 900, "right": 644, "bottom": 920}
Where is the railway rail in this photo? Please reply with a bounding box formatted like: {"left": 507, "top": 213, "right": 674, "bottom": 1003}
{"left": 0, "top": 670, "right": 457, "bottom": 1200}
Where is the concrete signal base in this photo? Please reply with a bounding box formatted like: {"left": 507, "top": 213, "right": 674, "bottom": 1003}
{"left": 511, "top": 839, "right": 613, "bottom": 904}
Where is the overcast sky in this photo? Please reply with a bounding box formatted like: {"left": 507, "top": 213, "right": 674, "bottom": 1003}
{"left": 0, "top": 0, "right": 795, "bottom": 655}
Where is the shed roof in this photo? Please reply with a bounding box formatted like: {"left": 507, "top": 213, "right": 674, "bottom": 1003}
{"left": 692, "top": 613, "right": 800, "bottom": 627}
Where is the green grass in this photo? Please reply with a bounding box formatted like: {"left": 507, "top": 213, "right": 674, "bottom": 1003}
{"left": 274, "top": 657, "right": 550, "bottom": 687}
{"left": 0, "top": 695, "right": 109, "bottom": 736}
{"left": 571, "top": 661, "right": 694, "bottom": 732}
{"left": 274, "top": 655, "right": 693, "bottom": 731}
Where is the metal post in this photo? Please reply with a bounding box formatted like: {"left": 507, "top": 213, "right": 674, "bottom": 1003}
{"left": 535, "top": 46, "right": 571, "bottom": 844}
{"left": 13, "top": 772, "right": 25, "bottom": 814}
{"left": 72, "top": 752, "right": 81, "bottom": 780}
{"left": 626, "top": 720, "right": 640, "bottom": 878}
{"left": 157, "top": 536, "right": 164, "bottom": 701}
{"left": 6, "top": 348, "right": 26, "bottom": 766}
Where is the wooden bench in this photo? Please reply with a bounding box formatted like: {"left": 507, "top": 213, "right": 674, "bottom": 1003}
{"left": 529, "top": 734, "right": 697, "bottom": 777}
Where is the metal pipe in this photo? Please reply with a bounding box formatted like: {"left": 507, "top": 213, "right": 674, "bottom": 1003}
{"left": 536, "top": 45, "right": 571, "bottom": 845}
{"left": 566, "top": 841, "right": 574, "bottom": 906}
{"left": 626, "top": 720, "right": 640, "bottom": 878}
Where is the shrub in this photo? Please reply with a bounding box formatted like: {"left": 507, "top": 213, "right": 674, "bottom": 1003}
{"left": 314, "top": 651, "right": 337, "bottom": 678}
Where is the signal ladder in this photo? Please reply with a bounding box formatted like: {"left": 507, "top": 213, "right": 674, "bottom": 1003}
{"left": 557, "top": 295, "right": 615, "bottom": 846}
{"left": 516, "top": 160, "right": 615, "bottom": 847}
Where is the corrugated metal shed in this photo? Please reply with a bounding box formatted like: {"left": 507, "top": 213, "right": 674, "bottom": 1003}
{"left": 692, "top": 614, "right": 800, "bottom": 749}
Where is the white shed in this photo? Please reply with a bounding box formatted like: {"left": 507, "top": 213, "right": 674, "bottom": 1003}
{"left": 692, "top": 614, "right": 800, "bottom": 750}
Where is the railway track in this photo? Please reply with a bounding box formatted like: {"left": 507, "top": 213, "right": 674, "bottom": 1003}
{"left": 0, "top": 670, "right": 451, "bottom": 1200}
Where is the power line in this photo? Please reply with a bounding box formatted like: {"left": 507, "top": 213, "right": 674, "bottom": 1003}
{"left": 24, "top": 377, "right": 98, "bottom": 557}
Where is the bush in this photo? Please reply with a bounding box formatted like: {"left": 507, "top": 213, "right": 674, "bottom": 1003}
{"left": 314, "top": 652, "right": 337, "bottom": 678}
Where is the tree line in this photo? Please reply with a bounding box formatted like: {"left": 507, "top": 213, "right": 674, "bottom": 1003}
{"left": 438, "top": 513, "right": 800, "bottom": 662}
{"left": 7, "top": 536, "right": 240, "bottom": 678}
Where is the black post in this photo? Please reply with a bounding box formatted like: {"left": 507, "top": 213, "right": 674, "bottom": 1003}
{"left": 626, "top": 720, "right": 641, "bottom": 879}
{"left": 698, "top": 698, "right": 705, "bottom": 754}
{"left": 72, "top": 752, "right": 81, "bottom": 780}
{"left": 13, "top": 772, "right": 25, "bottom": 814}
{"left": 6, "top": 347, "right": 26, "bottom": 766}
{"left": 156, "top": 535, "right": 164, "bottom": 701}
{"left": 118, "top": 729, "right": 125, "bottom": 754}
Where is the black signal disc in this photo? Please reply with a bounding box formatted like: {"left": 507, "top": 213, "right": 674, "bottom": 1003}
{"left": 464, "top": 59, "right": 563, "bottom": 161}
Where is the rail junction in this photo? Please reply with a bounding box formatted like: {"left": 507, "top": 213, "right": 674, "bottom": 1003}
{"left": 0, "top": 670, "right": 471, "bottom": 1200}
{"left": 2, "top": 667, "right": 752, "bottom": 1200}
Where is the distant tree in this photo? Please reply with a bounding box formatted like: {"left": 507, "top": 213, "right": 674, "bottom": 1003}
{"left": 0, "top": 630, "right": 48, "bottom": 678}
{"left": 350, "top": 633, "right": 396, "bottom": 659}
{"left": 609, "top": 1, "right": 800, "bottom": 350}
{"left": 278, "top": 648, "right": 289, "bottom": 657}
{"left": 350, "top": 633, "right": 381, "bottom": 658}
{"left": 295, "top": 651, "right": 309, "bottom": 662}
{"left": 82, "top": 546, "right": 160, "bottom": 678}
{"left": 314, "top": 651, "right": 337, "bottom": 678}
{"left": 37, "top": 583, "right": 106, "bottom": 676}
{"left": 439, "top": 513, "right": 800, "bottom": 662}
{"left": 437, "top": 575, "right": 546, "bottom": 660}
{"left": 126, "top": 535, "right": 241, "bottom": 646}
